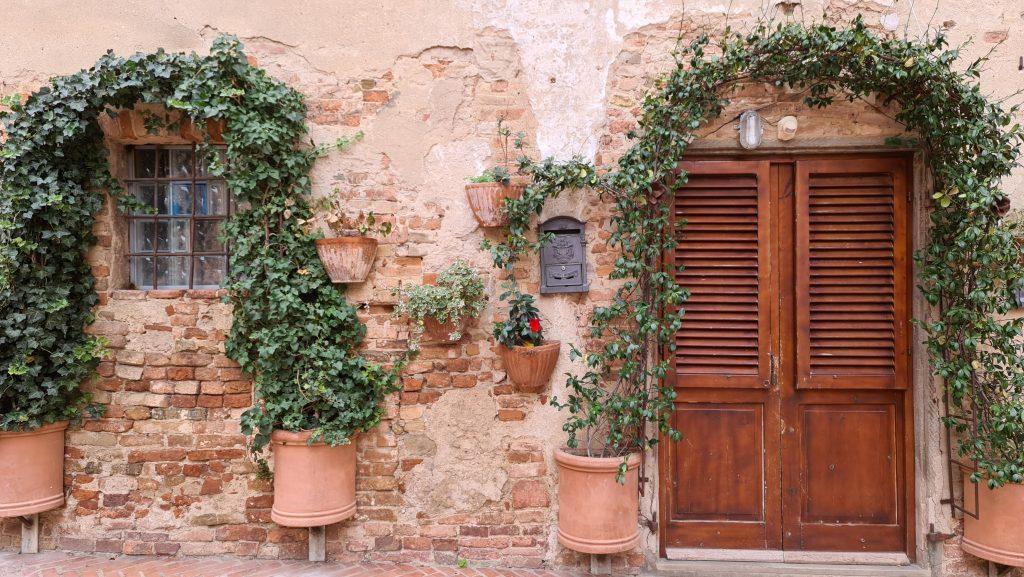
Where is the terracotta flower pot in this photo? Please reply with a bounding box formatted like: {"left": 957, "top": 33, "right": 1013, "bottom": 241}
{"left": 0, "top": 421, "right": 68, "bottom": 517}
{"left": 962, "top": 471, "right": 1024, "bottom": 566}
{"left": 499, "top": 340, "right": 560, "bottom": 393}
{"left": 423, "top": 315, "right": 468, "bottom": 343}
{"left": 465, "top": 182, "right": 524, "bottom": 227}
{"left": 271, "top": 430, "right": 357, "bottom": 527}
{"left": 314, "top": 236, "right": 378, "bottom": 284}
{"left": 555, "top": 450, "right": 640, "bottom": 554}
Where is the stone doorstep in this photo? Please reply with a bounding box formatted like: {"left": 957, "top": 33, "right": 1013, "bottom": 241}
{"left": 653, "top": 559, "right": 931, "bottom": 577}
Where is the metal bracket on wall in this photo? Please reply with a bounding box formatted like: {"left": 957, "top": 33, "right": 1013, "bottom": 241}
{"left": 925, "top": 523, "right": 955, "bottom": 543}
{"left": 941, "top": 387, "right": 980, "bottom": 520}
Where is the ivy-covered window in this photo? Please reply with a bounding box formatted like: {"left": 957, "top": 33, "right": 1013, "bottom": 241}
{"left": 127, "top": 145, "right": 231, "bottom": 289}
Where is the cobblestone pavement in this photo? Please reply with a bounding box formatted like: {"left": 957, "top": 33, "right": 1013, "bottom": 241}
{"left": 0, "top": 552, "right": 585, "bottom": 577}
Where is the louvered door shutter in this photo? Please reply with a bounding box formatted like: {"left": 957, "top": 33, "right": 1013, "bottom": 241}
{"left": 795, "top": 158, "right": 909, "bottom": 390}
{"left": 673, "top": 161, "right": 771, "bottom": 388}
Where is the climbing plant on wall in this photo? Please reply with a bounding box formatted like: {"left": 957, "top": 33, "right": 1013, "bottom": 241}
{"left": 492, "top": 17, "right": 1024, "bottom": 485}
{"left": 0, "top": 36, "right": 401, "bottom": 451}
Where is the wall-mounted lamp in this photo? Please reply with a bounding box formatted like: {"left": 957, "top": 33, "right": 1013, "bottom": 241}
{"left": 738, "top": 110, "right": 764, "bottom": 149}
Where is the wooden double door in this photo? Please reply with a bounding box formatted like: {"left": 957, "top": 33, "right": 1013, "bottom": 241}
{"left": 660, "top": 155, "right": 914, "bottom": 557}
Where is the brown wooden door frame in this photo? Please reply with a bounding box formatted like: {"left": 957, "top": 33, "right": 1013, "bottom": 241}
{"left": 658, "top": 152, "right": 916, "bottom": 561}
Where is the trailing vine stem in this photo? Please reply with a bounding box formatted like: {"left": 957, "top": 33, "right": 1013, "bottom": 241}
{"left": 490, "top": 17, "right": 1024, "bottom": 486}
{"left": 0, "top": 36, "right": 403, "bottom": 455}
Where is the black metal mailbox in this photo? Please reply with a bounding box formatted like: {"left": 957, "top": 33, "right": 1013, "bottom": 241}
{"left": 539, "top": 216, "right": 589, "bottom": 294}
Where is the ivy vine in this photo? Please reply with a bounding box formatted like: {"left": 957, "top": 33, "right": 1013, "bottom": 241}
{"left": 494, "top": 18, "right": 1024, "bottom": 485}
{"left": 0, "top": 36, "right": 401, "bottom": 453}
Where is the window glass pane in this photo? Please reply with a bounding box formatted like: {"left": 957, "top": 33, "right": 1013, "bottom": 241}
{"left": 197, "top": 148, "right": 226, "bottom": 177}
{"left": 195, "top": 181, "right": 229, "bottom": 215}
{"left": 169, "top": 148, "right": 194, "bottom": 179}
{"left": 131, "top": 220, "right": 156, "bottom": 252}
{"left": 194, "top": 220, "right": 225, "bottom": 253}
{"left": 156, "top": 256, "right": 190, "bottom": 289}
{"left": 131, "top": 183, "right": 156, "bottom": 214}
{"left": 128, "top": 146, "right": 231, "bottom": 290}
{"left": 131, "top": 256, "right": 154, "bottom": 289}
{"left": 193, "top": 256, "right": 226, "bottom": 288}
{"left": 133, "top": 148, "right": 156, "bottom": 178}
{"left": 159, "top": 182, "right": 193, "bottom": 215}
{"left": 157, "top": 148, "right": 170, "bottom": 178}
{"left": 156, "top": 219, "right": 190, "bottom": 253}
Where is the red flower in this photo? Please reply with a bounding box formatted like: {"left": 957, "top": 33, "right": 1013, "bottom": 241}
{"left": 528, "top": 318, "right": 541, "bottom": 333}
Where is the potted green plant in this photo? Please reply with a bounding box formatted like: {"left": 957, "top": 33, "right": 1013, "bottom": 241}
{"left": 242, "top": 346, "right": 401, "bottom": 528}
{"left": 305, "top": 193, "right": 392, "bottom": 283}
{"left": 0, "top": 333, "right": 104, "bottom": 517}
{"left": 392, "top": 260, "right": 487, "bottom": 351}
{"left": 493, "top": 288, "right": 560, "bottom": 393}
{"left": 951, "top": 208, "right": 1024, "bottom": 567}
{"left": 465, "top": 119, "right": 526, "bottom": 227}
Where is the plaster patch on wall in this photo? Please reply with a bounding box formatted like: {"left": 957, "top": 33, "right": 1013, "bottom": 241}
{"left": 423, "top": 138, "right": 493, "bottom": 250}
{"left": 460, "top": 0, "right": 678, "bottom": 161}
{"left": 402, "top": 385, "right": 508, "bottom": 516}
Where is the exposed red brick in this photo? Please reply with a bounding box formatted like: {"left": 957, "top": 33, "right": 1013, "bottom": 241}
{"left": 127, "top": 449, "right": 186, "bottom": 463}
{"left": 511, "top": 480, "right": 549, "bottom": 509}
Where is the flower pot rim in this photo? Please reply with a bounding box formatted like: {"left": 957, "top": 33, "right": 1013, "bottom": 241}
{"left": 500, "top": 340, "right": 561, "bottom": 352}
{"left": 0, "top": 420, "right": 69, "bottom": 438}
{"left": 270, "top": 429, "right": 356, "bottom": 447}
{"left": 314, "top": 236, "right": 378, "bottom": 247}
{"left": 555, "top": 449, "right": 641, "bottom": 472}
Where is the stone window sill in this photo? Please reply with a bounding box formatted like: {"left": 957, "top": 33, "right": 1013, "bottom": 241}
{"left": 107, "top": 289, "right": 227, "bottom": 301}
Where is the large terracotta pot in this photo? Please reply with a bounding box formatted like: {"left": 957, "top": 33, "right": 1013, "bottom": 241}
{"left": 465, "top": 182, "right": 524, "bottom": 227}
{"left": 499, "top": 340, "right": 560, "bottom": 393}
{"left": 271, "top": 430, "right": 357, "bottom": 527}
{"left": 962, "top": 471, "right": 1024, "bottom": 566}
{"left": 555, "top": 450, "right": 640, "bottom": 554}
{"left": 314, "top": 236, "right": 377, "bottom": 283}
{"left": 0, "top": 421, "right": 68, "bottom": 517}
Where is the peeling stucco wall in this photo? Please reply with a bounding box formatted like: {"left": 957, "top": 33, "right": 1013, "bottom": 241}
{"left": 2, "top": 1, "right": 1024, "bottom": 575}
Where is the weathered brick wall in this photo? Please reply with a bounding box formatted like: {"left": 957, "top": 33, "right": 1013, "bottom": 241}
{"left": 2, "top": 2, "right": 1023, "bottom": 576}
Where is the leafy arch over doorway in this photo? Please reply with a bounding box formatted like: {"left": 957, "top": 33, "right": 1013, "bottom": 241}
{"left": 494, "top": 18, "right": 1024, "bottom": 485}
{"left": 0, "top": 36, "right": 401, "bottom": 449}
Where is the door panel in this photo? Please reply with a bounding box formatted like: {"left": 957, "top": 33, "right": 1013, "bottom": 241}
{"left": 783, "top": 391, "right": 907, "bottom": 552}
{"left": 782, "top": 158, "right": 910, "bottom": 553}
{"left": 799, "top": 402, "right": 899, "bottom": 525}
{"left": 795, "top": 159, "right": 909, "bottom": 390}
{"left": 664, "top": 161, "right": 781, "bottom": 550}
{"left": 662, "top": 155, "right": 912, "bottom": 558}
{"left": 665, "top": 389, "right": 781, "bottom": 549}
{"left": 672, "top": 403, "right": 765, "bottom": 522}
{"left": 673, "top": 162, "right": 771, "bottom": 389}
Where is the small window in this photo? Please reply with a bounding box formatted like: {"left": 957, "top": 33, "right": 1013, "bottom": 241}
{"left": 126, "top": 145, "right": 231, "bottom": 290}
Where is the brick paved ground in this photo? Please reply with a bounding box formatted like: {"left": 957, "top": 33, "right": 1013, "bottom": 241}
{"left": 0, "top": 552, "right": 585, "bottom": 577}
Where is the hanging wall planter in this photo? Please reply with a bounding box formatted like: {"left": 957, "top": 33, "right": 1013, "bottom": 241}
{"left": 422, "top": 315, "right": 469, "bottom": 343}
{"left": 0, "top": 421, "right": 68, "bottom": 517}
{"left": 270, "top": 430, "right": 357, "bottom": 527}
{"left": 554, "top": 450, "right": 640, "bottom": 554}
{"left": 308, "top": 199, "right": 392, "bottom": 284}
{"left": 393, "top": 262, "right": 487, "bottom": 349}
{"left": 466, "top": 181, "right": 524, "bottom": 228}
{"left": 314, "top": 236, "right": 378, "bottom": 284}
{"left": 499, "top": 340, "right": 560, "bottom": 393}
{"left": 961, "top": 472, "right": 1024, "bottom": 567}
{"left": 493, "top": 291, "right": 558, "bottom": 393}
